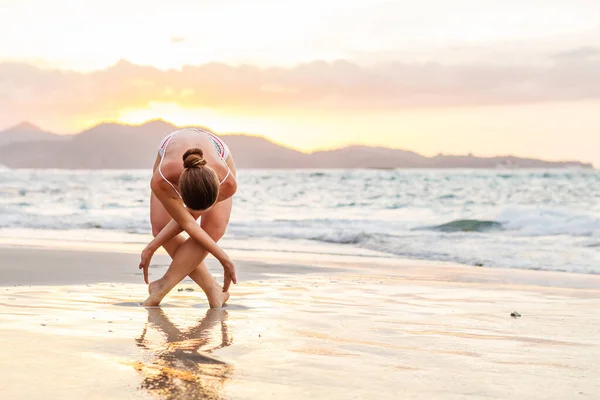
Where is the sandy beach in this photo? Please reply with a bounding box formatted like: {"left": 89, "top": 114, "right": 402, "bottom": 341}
{"left": 1, "top": 241, "right": 599, "bottom": 400}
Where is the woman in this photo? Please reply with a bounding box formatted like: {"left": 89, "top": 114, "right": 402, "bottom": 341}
{"left": 138, "top": 127, "right": 238, "bottom": 308}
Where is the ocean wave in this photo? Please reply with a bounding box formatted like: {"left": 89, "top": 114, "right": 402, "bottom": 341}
{"left": 495, "top": 206, "right": 600, "bottom": 237}
{"left": 423, "top": 219, "right": 503, "bottom": 233}
{"left": 417, "top": 207, "right": 600, "bottom": 236}
{"left": 0, "top": 210, "right": 150, "bottom": 233}
{"left": 228, "top": 223, "right": 600, "bottom": 274}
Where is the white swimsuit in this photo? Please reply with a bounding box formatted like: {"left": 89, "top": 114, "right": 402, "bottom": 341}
{"left": 157, "top": 128, "right": 231, "bottom": 197}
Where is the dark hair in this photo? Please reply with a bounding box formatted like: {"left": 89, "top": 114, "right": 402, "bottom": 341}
{"left": 179, "top": 148, "right": 220, "bottom": 210}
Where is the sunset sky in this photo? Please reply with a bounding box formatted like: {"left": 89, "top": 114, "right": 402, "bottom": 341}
{"left": 1, "top": 0, "right": 600, "bottom": 165}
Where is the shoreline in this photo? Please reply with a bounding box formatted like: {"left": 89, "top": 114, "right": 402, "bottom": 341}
{"left": 1, "top": 236, "right": 599, "bottom": 291}
{"left": 2, "top": 221, "right": 599, "bottom": 277}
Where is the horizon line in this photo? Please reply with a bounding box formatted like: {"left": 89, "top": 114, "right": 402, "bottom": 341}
{"left": 0, "top": 118, "right": 594, "bottom": 166}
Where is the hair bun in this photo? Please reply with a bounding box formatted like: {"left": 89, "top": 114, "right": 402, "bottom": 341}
{"left": 183, "top": 148, "right": 207, "bottom": 169}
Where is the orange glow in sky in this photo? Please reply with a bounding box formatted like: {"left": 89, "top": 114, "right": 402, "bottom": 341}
{"left": 1, "top": 0, "right": 600, "bottom": 165}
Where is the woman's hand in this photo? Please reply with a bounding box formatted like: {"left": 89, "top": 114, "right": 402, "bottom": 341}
{"left": 139, "top": 246, "right": 156, "bottom": 284}
{"left": 219, "top": 256, "right": 237, "bottom": 292}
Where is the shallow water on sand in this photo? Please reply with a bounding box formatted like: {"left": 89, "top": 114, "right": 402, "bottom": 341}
{"left": 1, "top": 253, "right": 600, "bottom": 399}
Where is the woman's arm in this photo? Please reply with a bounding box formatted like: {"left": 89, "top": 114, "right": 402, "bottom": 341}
{"left": 149, "top": 219, "right": 183, "bottom": 252}
{"left": 139, "top": 219, "right": 183, "bottom": 283}
{"left": 217, "top": 175, "right": 237, "bottom": 202}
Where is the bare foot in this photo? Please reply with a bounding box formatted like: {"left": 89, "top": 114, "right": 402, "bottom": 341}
{"left": 222, "top": 291, "right": 230, "bottom": 305}
{"left": 207, "top": 285, "right": 230, "bottom": 309}
{"left": 142, "top": 280, "right": 166, "bottom": 307}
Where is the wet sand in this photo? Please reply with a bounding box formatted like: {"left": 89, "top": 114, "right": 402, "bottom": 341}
{"left": 1, "top": 243, "right": 600, "bottom": 399}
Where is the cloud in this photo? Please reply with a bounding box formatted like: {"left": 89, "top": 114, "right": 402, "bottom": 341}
{"left": 2, "top": 51, "right": 600, "bottom": 129}
{"left": 552, "top": 46, "right": 600, "bottom": 60}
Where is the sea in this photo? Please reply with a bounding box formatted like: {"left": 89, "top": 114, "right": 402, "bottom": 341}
{"left": 1, "top": 167, "right": 598, "bottom": 274}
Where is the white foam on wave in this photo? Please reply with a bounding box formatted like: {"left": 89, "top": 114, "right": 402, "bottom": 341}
{"left": 495, "top": 205, "right": 600, "bottom": 237}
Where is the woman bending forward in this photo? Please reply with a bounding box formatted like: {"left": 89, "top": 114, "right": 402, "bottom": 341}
{"left": 138, "top": 127, "right": 237, "bottom": 308}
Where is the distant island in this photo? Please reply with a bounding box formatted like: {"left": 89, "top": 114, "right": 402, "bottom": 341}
{"left": 0, "top": 120, "right": 594, "bottom": 169}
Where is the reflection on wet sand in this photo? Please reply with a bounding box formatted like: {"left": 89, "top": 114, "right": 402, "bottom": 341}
{"left": 134, "top": 308, "right": 233, "bottom": 400}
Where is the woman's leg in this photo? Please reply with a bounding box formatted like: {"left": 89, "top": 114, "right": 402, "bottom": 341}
{"left": 144, "top": 197, "right": 233, "bottom": 308}
{"left": 150, "top": 154, "right": 185, "bottom": 257}
{"left": 150, "top": 192, "right": 185, "bottom": 256}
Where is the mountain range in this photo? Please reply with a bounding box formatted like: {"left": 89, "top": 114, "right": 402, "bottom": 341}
{"left": 0, "top": 121, "right": 593, "bottom": 169}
